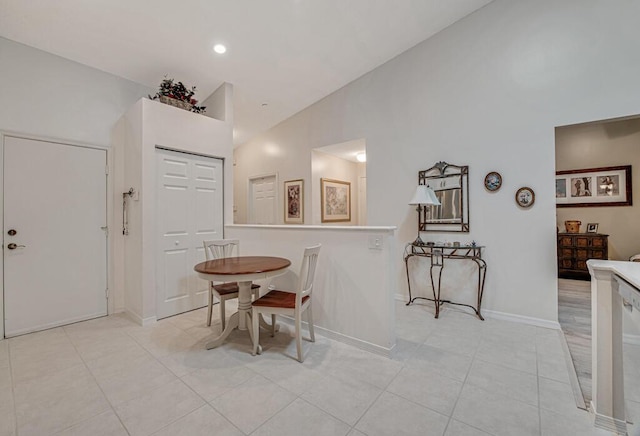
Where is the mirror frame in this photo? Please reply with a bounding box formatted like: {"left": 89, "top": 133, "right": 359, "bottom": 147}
{"left": 418, "top": 161, "right": 470, "bottom": 232}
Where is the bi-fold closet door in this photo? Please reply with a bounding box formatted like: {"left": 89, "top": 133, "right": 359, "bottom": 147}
{"left": 155, "top": 148, "right": 223, "bottom": 319}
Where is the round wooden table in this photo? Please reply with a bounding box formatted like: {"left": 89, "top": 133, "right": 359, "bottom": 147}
{"left": 194, "top": 256, "right": 291, "bottom": 350}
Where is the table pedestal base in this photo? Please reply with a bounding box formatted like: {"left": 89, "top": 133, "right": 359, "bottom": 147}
{"left": 205, "top": 280, "right": 279, "bottom": 352}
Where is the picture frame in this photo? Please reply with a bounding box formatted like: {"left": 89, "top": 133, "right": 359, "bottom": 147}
{"left": 284, "top": 179, "right": 304, "bottom": 224}
{"left": 515, "top": 187, "right": 535, "bottom": 208}
{"left": 484, "top": 171, "right": 502, "bottom": 192}
{"left": 586, "top": 223, "right": 599, "bottom": 233}
{"left": 321, "top": 178, "right": 351, "bottom": 222}
{"left": 556, "top": 165, "right": 632, "bottom": 207}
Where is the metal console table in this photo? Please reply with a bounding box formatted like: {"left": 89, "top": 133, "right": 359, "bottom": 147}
{"left": 404, "top": 242, "right": 487, "bottom": 320}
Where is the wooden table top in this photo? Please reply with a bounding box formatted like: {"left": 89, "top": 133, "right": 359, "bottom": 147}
{"left": 194, "top": 256, "right": 291, "bottom": 276}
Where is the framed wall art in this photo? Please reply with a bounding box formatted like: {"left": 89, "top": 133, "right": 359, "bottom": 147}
{"left": 556, "top": 165, "right": 632, "bottom": 207}
{"left": 484, "top": 171, "right": 502, "bottom": 192}
{"left": 586, "top": 223, "right": 599, "bottom": 233}
{"left": 284, "top": 179, "right": 304, "bottom": 224}
{"left": 515, "top": 187, "right": 535, "bottom": 208}
{"left": 321, "top": 178, "right": 351, "bottom": 222}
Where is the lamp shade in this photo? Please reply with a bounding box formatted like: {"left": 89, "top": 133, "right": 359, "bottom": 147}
{"left": 409, "top": 185, "right": 441, "bottom": 205}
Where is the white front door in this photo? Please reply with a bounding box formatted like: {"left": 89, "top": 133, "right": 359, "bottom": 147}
{"left": 249, "top": 175, "right": 276, "bottom": 224}
{"left": 156, "top": 148, "right": 223, "bottom": 319}
{"left": 3, "top": 136, "right": 107, "bottom": 337}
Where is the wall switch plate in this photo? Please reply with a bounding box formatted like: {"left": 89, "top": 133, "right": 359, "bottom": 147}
{"left": 368, "top": 235, "right": 383, "bottom": 250}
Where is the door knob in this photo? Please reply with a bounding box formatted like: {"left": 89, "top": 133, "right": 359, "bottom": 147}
{"left": 7, "top": 229, "right": 17, "bottom": 236}
{"left": 7, "top": 243, "right": 26, "bottom": 250}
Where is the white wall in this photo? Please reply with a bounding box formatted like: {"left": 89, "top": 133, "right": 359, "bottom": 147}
{"left": 0, "top": 37, "right": 152, "bottom": 146}
{"left": 112, "top": 98, "right": 234, "bottom": 321}
{"left": 556, "top": 118, "right": 640, "bottom": 261}
{"left": 202, "top": 82, "right": 233, "bottom": 124}
{"left": 0, "top": 38, "right": 153, "bottom": 337}
{"left": 233, "top": 0, "right": 640, "bottom": 324}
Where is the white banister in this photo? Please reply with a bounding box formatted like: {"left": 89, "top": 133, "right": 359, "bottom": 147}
{"left": 588, "top": 260, "right": 640, "bottom": 435}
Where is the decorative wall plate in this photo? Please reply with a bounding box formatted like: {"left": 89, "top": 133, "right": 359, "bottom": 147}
{"left": 515, "top": 187, "right": 535, "bottom": 208}
{"left": 484, "top": 171, "right": 502, "bottom": 192}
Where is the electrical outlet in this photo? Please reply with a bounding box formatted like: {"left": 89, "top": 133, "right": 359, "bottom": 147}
{"left": 368, "top": 235, "right": 383, "bottom": 250}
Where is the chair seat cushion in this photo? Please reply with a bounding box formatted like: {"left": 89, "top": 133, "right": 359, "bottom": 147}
{"left": 252, "top": 290, "right": 309, "bottom": 309}
{"left": 213, "top": 282, "right": 260, "bottom": 295}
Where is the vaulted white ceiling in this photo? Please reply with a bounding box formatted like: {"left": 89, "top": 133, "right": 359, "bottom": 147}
{"left": 0, "top": 0, "right": 492, "bottom": 145}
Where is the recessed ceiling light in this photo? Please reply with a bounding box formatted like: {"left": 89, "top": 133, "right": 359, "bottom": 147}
{"left": 213, "top": 44, "right": 227, "bottom": 54}
{"left": 356, "top": 152, "right": 366, "bottom": 162}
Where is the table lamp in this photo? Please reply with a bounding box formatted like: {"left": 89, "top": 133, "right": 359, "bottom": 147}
{"left": 409, "top": 185, "right": 440, "bottom": 245}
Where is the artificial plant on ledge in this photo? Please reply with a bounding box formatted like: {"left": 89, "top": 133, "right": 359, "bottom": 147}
{"left": 149, "top": 77, "right": 206, "bottom": 113}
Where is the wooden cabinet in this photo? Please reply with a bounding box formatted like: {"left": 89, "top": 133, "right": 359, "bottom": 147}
{"left": 557, "top": 233, "right": 608, "bottom": 280}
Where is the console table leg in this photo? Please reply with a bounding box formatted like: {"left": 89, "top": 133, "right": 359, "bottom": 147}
{"left": 405, "top": 258, "right": 414, "bottom": 305}
{"left": 475, "top": 260, "right": 487, "bottom": 321}
{"left": 430, "top": 264, "right": 444, "bottom": 319}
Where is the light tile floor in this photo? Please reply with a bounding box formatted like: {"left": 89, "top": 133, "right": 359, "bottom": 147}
{"left": 0, "top": 301, "right": 636, "bottom": 436}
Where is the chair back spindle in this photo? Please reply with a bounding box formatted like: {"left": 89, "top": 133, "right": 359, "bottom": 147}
{"left": 203, "top": 239, "right": 240, "bottom": 261}
{"left": 298, "top": 244, "right": 321, "bottom": 299}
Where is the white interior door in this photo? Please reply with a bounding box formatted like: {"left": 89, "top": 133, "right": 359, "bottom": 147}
{"left": 156, "top": 148, "right": 223, "bottom": 319}
{"left": 3, "top": 136, "right": 107, "bottom": 337}
{"left": 249, "top": 175, "right": 276, "bottom": 224}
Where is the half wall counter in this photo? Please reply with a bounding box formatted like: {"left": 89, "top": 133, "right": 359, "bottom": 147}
{"left": 226, "top": 224, "right": 397, "bottom": 356}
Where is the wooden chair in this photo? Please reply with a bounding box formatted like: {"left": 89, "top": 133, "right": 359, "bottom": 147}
{"left": 203, "top": 239, "right": 260, "bottom": 329}
{"left": 251, "top": 244, "right": 321, "bottom": 362}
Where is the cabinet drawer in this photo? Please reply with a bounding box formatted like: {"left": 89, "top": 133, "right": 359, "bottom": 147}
{"left": 589, "top": 250, "right": 606, "bottom": 259}
{"left": 576, "top": 237, "right": 589, "bottom": 247}
{"left": 560, "top": 259, "right": 573, "bottom": 268}
{"left": 591, "top": 237, "right": 606, "bottom": 248}
{"left": 576, "top": 260, "right": 588, "bottom": 270}
{"left": 576, "top": 249, "right": 588, "bottom": 260}
{"left": 559, "top": 236, "right": 573, "bottom": 247}
{"left": 560, "top": 248, "right": 573, "bottom": 258}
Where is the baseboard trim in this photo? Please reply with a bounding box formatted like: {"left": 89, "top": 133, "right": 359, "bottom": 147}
{"left": 125, "top": 310, "right": 157, "bottom": 326}
{"left": 623, "top": 333, "right": 640, "bottom": 345}
{"left": 277, "top": 317, "right": 394, "bottom": 358}
{"left": 482, "top": 309, "right": 561, "bottom": 330}
{"left": 398, "top": 294, "right": 561, "bottom": 330}
{"left": 591, "top": 401, "right": 628, "bottom": 434}
{"left": 4, "top": 311, "right": 107, "bottom": 338}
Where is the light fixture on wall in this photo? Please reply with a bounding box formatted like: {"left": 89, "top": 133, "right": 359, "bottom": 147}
{"left": 356, "top": 152, "right": 366, "bottom": 162}
{"left": 408, "top": 185, "right": 440, "bottom": 245}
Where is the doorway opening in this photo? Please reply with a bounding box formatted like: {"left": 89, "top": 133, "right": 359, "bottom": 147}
{"left": 555, "top": 114, "right": 640, "bottom": 408}
{"left": 311, "top": 138, "right": 367, "bottom": 225}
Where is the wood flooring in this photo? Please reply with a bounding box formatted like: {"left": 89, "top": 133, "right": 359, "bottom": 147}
{"left": 558, "top": 278, "right": 593, "bottom": 404}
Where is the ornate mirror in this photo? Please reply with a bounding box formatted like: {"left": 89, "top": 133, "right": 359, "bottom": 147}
{"left": 418, "top": 161, "right": 469, "bottom": 232}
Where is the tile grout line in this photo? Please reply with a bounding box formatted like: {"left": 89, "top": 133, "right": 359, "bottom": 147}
{"left": 124, "top": 312, "right": 230, "bottom": 435}
{"left": 535, "top": 329, "right": 543, "bottom": 436}
{"left": 170, "top": 308, "right": 304, "bottom": 436}
{"left": 441, "top": 315, "right": 492, "bottom": 436}
{"left": 6, "top": 340, "right": 18, "bottom": 436}
{"left": 153, "top": 345, "right": 248, "bottom": 436}
{"left": 58, "top": 325, "right": 132, "bottom": 436}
